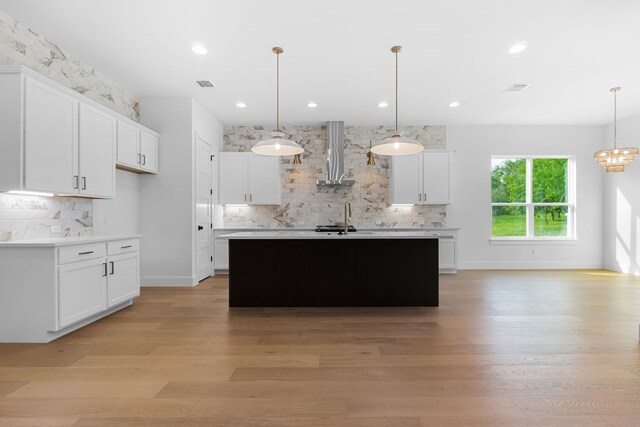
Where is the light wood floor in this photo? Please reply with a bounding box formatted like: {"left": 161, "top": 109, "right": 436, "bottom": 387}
{"left": 0, "top": 270, "right": 639, "bottom": 426}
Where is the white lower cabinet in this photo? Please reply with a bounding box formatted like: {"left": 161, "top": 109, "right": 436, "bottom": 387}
{"left": 107, "top": 252, "right": 140, "bottom": 307}
{"left": 58, "top": 258, "right": 108, "bottom": 329}
{"left": 0, "top": 236, "right": 141, "bottom": 343}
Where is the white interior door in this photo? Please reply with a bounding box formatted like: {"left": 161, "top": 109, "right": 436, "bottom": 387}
{"left": 195, "top": 133, "right": 213, "bottom": 281}
{"left": 24, "top": 77, "right": 78, "bottom": 194}
{"left": 248, "top": 154, "right": 281, "bottom": 205}
{"left": 79, "top": 103, "right": 116, "bottom": 198}
{"left": 390, "top": 154, "right": 421, "bottom": 204}
{"left": 423, "top": 152, "right": 451, "bottom": 204}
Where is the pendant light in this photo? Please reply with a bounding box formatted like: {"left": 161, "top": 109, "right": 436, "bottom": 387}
{"left": 370, "top": 46, "right": 424, "bottom": 156}
{"left": 251, "top": 47, "right": 304, "bottom": 156}
{"left": 366, "top": 141, "right": 376, "bottom": 166}
{"left": 594, "top": 87, "right": 638, "bottom": 172}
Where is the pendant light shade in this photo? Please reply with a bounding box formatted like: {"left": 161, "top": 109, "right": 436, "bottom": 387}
{"left": 370, "top": 46, "right": 424, "bottom": 156}
{"left": 594, "top": 87, "right": 638, "bottom": 172}
{"left": 251, "top": 47, "right": 304, "bottom": 156}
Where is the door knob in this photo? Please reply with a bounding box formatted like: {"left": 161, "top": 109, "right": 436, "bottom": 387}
{"left": 197, "top": 225, "right": 204, "bottom": 230}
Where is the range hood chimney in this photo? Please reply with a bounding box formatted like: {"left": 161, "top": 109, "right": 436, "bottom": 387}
{"left": 316, "top": 121, "right": 355, "bottom": 187}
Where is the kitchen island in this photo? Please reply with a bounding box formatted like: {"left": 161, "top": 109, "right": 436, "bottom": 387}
{"left": 226, "top": 231, "right": 439, "bottom": 307}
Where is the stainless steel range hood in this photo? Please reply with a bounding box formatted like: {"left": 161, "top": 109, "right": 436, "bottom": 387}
{"left": 316, "top": 121, "right": 355, "bottom": 187}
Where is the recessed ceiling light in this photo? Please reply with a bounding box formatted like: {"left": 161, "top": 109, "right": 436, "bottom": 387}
{"left": 307, "top": 102, "right": 318, "bottom": 108}
{"left": 508, "top": 44, "right": 527, "bottom": 54}
{"left": 236, "top": 102, "right": 247, "bottom": 108}
{"left": 449, "top": 101, "right": 460, "bottom": 108}
{"left": 192, "top": 45, "right": 207, "bottom": 55}
{"left": 378, "top": 101, "right": 388, "bottom": 108}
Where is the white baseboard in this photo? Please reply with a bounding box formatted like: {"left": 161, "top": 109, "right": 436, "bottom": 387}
{"left": 458, "top": 261, "right": 603, "bottom": 269}
{"left": 141, "top": 276, "right": 199, "bottom": 287}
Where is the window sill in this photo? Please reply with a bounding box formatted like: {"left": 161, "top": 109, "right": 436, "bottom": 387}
{"left": 489, "top": 238, "right": 577, "bottom": 245}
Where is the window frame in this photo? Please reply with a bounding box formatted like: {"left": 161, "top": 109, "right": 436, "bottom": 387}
{"left": 490, "top": 155, "right": 576, "bottom": 242}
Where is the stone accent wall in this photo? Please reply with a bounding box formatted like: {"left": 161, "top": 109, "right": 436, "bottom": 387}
{"left": 223, "top": 125, "right": 447, "bottom": 228}
{"left": 0, "top": 8, "right": 140, "bottom": 121}
{"left": 0, "top": 194, "right": 92, "bottom": 242}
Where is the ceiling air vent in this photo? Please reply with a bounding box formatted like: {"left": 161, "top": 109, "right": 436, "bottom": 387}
{"left": 504, "top": 83, "right": 530, "bottom": 93}
{"left": 196, "top": 80, "right": 214, "bottom": 88}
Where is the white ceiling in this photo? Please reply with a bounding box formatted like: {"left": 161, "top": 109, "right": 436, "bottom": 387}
{"left": 1, "top": 0, "right": 639, "bottom": 126}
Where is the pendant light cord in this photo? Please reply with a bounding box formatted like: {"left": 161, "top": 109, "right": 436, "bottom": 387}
{"left": 613, "top": 88, "right": 617, "bottom": 149}
{"left": 276, "top": 50, "right": 280, "bottom": 132}
{"left": 395, "top": 48, "right": 398, "bottom": 132}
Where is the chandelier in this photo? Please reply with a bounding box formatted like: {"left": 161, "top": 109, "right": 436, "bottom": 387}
{"left": 594, "top": 87, "right": 638, "bottom": 172}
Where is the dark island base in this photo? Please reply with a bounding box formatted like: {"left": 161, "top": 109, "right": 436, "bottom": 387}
{"left": 229, "top": 238, "right": 439, "bottom": 307}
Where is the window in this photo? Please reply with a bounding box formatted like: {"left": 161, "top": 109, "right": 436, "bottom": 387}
{"left": 491, "top": 156, "right": 575, "bottom": 239}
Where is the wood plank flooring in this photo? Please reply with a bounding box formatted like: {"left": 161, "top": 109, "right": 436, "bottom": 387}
{"left": 0, "top": 270, "right": 639, "bottom": 426}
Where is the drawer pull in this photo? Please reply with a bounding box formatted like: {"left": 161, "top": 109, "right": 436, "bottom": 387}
{"left": 120, "top": 245, "right": 133, "bottom": 249}
{"left": 78, "top": 251, "right": 94, "bottom": 255}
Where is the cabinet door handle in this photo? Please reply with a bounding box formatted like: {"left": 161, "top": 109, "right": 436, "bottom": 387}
{"left": 120, "top": 245, "right": 133, "bottom": 249}
{"left": 73, "top": 175, "right": 79, "bottom": 189}
{"left": 418, "top": 193, "right": 422, "bottom": 201}
{"left": 249, "top": 193, "right": 252, "bottom": 202}
{"left": 142, "top": 154, "right": 146, "bottom": 165}
{"left": 244, "top": 194, "right": 247, "bottom": 202}
{"left": 78, "top": 251, "right": 94, "bottom": 255}
{"left": 81, "top": 177, "right": 87, "bottom": 190}
{"left": 197, "top": 225, "right": 204, "bottom": 231}
{"left": 102, "top": 262, "right": 107, "bottom": 277}
{"left": 424, "top": 193, "right": 427, "bottom": 201}
{"left": 138, "top": 153, "right": 141, "bottom": 164}
{"left": 110, "top": 261, "right": 115, "bottom": 275}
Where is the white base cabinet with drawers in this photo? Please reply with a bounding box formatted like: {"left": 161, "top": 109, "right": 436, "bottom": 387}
{"left": 0, "top": 236, "right": 140, "bottom": 343}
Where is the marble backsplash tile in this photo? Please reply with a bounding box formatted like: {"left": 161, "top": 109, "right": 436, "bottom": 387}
{"left": 0, "top": 8, "right": 140, "bottom": 121}
{"left": 223, "top": 125, "right": 447, "bottom": 228}
{"left": 0, "top": 194, "right": 93, "bottom": 242}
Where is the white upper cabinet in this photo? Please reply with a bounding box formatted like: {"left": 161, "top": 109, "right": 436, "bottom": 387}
{"left": 219, "top": 152, "right": 281, "bottom": 205}
{"left": 0, "top": 66, "right": 159, "bottom": 197}
{"left": 79, "top": 103, "right": 116, "bottom": 198}
{"left": 140, "top": 131, "right": 159, "bottom": 173}
{"left": 390, "top": 151, "right": 452, "bottom": 205}
{"left": 24, "top": 77, "right": 79, "bottom": 194}
{"left": 116, "top": 120, "right": 140, "bottom": 168}
{"left": 115, "top": 120, "right": 159, "bottom": 174}
{"left": 248, "top": 154, "right": 281, "bottom": 205}
{"left": 390, "top": 154, "right": 421, "bottom": 205}
{"left": 423, "top": 152, "right": 451, "bottom": 204}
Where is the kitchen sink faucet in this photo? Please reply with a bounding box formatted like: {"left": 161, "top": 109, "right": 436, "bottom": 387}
{"left": 343, "top": 201, "right": 352, "bottom": 235}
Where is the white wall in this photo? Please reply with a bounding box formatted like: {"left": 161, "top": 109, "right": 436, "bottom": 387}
{"left": 138, "top": 97, "right": 222, "bottom": 286}
{"left": 603, "top": 114, "right": 640, "bottom": 275}
{"left": 93, "top": 170, "right": 140, "bottom": 235}
{"left": 139, "top": 98, "right": 194, "bottom": 286}
{"left": 447, "top": 125, "right": 605, "bottom": 269}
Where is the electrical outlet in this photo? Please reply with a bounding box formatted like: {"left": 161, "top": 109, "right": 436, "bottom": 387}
{"left": 375, "top": 221, "right": 382, "bottom": 226}
{"left": 298, "top": 221, "right": 305, "bottom": 225}
{"left": 51, "top": 225, "right": 62, "bottom": 233}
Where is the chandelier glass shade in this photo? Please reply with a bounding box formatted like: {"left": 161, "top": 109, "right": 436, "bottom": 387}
{"left": 370, "top": 46, "right": 424, "bottom": 156}
{"left": 251, "top": 47, "right": 304, "bottom": 156}
{"left": 594, "top": 87, "right": 638, "bottom": 172}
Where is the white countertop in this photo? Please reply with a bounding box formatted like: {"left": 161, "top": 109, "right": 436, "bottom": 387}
{"left": 0, "top": 234, "right": 141, "bottom": 248}
{"left": 223, "top": 231, "right": 439, "bottom": 240}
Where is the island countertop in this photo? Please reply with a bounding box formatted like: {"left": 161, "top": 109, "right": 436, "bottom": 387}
{"left": 222, "top": 231, "right": 439, "bottom": 239}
